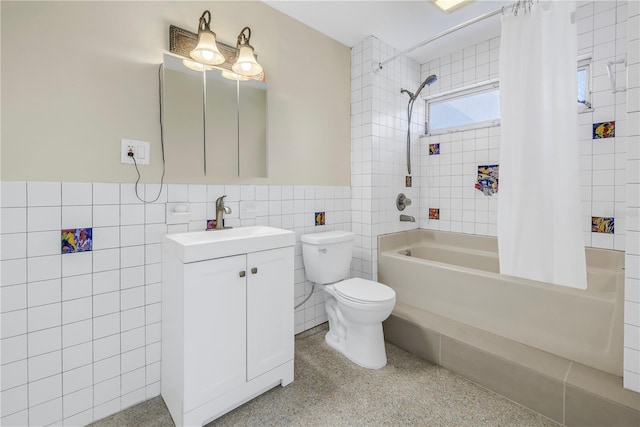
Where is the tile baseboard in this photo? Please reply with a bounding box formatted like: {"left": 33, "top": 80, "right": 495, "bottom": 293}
{"left": 384, "top": 308, "right": 640, "bottom": 426}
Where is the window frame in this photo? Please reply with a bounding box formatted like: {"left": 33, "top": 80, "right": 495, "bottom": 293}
{"left": 424, "top": 79, "right": 501, "bottom": 136}
{"left": 577, "top": 56, "right": 592, "bottom": 113}
{"left": 424, "top": 58, "right": 590, "bottom": 135}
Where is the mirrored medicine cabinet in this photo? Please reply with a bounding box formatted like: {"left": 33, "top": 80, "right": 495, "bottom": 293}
{"left": 162, "top": 54, "right": 267, "bottom": 178}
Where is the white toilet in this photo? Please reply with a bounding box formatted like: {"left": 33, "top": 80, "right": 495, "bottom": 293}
{"left": 301, "top": 231, "right": 396, "bottom": 369}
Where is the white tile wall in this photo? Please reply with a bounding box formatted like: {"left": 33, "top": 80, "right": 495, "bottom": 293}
{"left": 624, "top": 0, "right": 640, "bottom": 393}
{"left": 577, "top": 0, "right": 629, "bottom": 250}
{"left": 420, "top": 125, "right": 501, "bottom": 235}
{"left": 351, "top": 36, "right": 422, "bottom": 282}
{"left": 0, "top": 181, "right": 350, "bottom": 424}
{"left": 419, "top": 2, "right": 628, "bottom": 252}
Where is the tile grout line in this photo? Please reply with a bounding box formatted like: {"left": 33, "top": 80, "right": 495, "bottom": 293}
{"left": 90, "top": 193, "right": 95, "bottom": 424}
{"left": 60, "top": 182, "right": 64, "bottom": 425}
{"left": 26, "top": 182, "right": 31, "bottom": 426}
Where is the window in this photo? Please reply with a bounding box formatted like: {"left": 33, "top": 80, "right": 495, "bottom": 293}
{"left": 426, "top": 59, "right": 590, "bottom": 134}
{"left": 426, "top": 81, "right": 500, "bottom": 135}
{"left": 577, "top": 57, "right": 592, "bottom": 112}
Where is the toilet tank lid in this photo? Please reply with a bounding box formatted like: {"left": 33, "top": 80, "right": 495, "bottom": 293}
{"left": 301, "top": 231, "right": 355, "bottom": 245}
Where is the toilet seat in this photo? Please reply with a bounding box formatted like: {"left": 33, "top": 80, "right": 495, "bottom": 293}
{"left": 334, "top": 278, "right": 395, "bottom": 304}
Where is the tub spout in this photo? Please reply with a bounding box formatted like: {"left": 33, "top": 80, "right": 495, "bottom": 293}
{"left": 400, "top": 214, "right": 415, "bottom": 222}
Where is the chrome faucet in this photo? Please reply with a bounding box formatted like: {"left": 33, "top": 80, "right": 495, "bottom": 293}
{"left": 214, "top": 195, "right": 232, "bottom": 230}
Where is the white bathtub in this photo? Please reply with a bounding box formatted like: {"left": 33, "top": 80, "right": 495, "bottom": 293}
{"left": 378, "top": 229, "right": 624, "bottom": 376}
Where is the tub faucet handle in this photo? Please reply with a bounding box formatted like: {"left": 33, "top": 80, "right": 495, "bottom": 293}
{"left": 396, "top": 193, "right": 412, "bottom": 211}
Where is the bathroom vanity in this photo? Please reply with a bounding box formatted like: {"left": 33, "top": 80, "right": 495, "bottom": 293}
{"left": 161, "top": 226, "right": 295, "bottom": 426}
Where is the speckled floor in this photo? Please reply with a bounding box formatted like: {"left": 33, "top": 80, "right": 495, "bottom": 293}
{"left": 90, "top": 323, "right": 559, "bottom": 427}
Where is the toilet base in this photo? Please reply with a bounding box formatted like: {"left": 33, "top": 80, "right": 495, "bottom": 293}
{"left": 325, "top": 322, "right": 387, "bottom": 369}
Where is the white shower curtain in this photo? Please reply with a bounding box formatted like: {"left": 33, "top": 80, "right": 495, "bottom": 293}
{"left": 497, "top": 1, "right": 587, "bottom": 289}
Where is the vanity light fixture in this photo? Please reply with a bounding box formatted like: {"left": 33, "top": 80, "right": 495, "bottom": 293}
{"left": 189, "top": 10, "right": 225, "bottom": 66}
{"left": 232, "top": 27, "right": 263, "bottom": 77}
{"left": 169, "top": 14, "right": 265, "bottom": 81}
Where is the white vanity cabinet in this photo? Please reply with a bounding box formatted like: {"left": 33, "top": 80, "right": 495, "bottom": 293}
{"left": 161, "top": 227, "right": 295, "bottom": 427}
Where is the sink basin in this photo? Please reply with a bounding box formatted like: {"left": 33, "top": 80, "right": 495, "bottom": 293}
{"left": 163, "top": 226, "right": 296, "bottom": 263}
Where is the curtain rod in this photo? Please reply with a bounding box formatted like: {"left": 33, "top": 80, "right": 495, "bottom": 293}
{"left": 377, "top": 5, "right": 506, "bottom": 70}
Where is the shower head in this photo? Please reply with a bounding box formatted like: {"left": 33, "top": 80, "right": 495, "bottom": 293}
{"left": 413, "top": 74, "right": 438, "bottom": 99}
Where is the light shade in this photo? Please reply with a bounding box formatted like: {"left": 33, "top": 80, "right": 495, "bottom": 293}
{"left": 221, "top": 69, "right": 251, "bottom": 81}
{"left": 189, "top": 11, "right": 225, "bottom": 66}
{"left": 182, "top": 59, "right": 213, "bottom": 72}
{"left": 232, "top": 46, "right": 263, "bottom": 76}
{"left": 232, "top": 27, "right": 263, "bottom": 77}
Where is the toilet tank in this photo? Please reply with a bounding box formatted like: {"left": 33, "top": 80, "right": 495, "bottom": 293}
{"left": 301, "top": 231, "right": 355, "bottom": 284}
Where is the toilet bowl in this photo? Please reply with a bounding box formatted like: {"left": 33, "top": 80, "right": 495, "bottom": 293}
{"left": 323, "top": 278, "right": 395, "bottom": 368}
{"left": 301, "top": 231, "right": 396, "bottom": 369}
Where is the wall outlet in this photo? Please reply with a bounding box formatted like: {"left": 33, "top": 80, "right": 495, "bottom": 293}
{"left": 121, "top": 138, "right": 150, "bottom": 165}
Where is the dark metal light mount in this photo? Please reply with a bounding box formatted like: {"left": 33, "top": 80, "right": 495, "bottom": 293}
{"left": 169, "top": 10, "right": 265, "bottom": 81}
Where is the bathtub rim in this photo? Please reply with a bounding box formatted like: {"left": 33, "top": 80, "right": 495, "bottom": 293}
{"left": 381, "top": 249, "right": 621, "bottom": 304}
{"left": 378, "top": 229, "right": 624, "bottom": 301}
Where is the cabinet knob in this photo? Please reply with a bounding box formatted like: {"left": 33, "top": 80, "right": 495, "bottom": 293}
{"left": 251, "top": 267, "right": 258, "bottom": 275}
{"left": 239, "top": 271, "right": 246, "bottom": 278}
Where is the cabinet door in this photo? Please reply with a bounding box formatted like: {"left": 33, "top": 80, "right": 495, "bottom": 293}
{"left": 246, "top": 247, "right": 294, "bottom": 381}
{"left": 183, "top": 255, "right": 247, "bottom": 412}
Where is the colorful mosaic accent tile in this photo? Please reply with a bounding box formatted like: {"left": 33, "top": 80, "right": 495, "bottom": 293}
{"left": 593, "top": 121, "right": 615, "bottom": 139}
{"left": 429, "top": 208, "right": 440, "bottom": 220}
{"left": 315, "top": 212, "right": 326, "bottom": 226}
{"left": 429, "top": 143, "right": 440, "bottom": 155}
{"left": 61, "top": 228, "right": 92, "bottom": 253}
{"left": 475, "top": 164, "right": 499, "bottom": 196}
{"left": 405, "top": 176, "right": 412, "bottom": 187}
{"left": 591, "top": 217, "right": 614, "bottom": 234}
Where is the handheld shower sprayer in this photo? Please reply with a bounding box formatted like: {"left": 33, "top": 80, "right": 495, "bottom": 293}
{"left": 414, "top": 74, "right": 438, "bottom": 99}
{"left": 402, "top": 74, "right": 437, "bottom": 175}
{"left": 401, "top": 74, "right": 438, "bottom": 101}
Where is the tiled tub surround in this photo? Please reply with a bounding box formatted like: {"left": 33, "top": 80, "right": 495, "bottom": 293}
{"left": 419, "top": 1, "right": 630, "bottom": 252}
{"left": 379, "top": 230, "right": 640, "bottom": 425}
{"left": 0, "top": 181, "right": 350, "bottom": 426}
{"left": 417, "top": 1, "right": 640, "bottom": 393}
{"left": 624, "top": 0, "right": 640, "bottom": 393}
{"left": 350, "top": 36, "right": 424, "bottom": 282}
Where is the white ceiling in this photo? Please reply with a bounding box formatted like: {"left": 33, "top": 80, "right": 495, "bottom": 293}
{"left": 263, "top": 0, "right": 510, "bottom": 65}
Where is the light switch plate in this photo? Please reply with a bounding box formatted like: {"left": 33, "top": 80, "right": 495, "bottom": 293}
{"left": 121, "top": 139, "right": 150, "bottom": 165}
